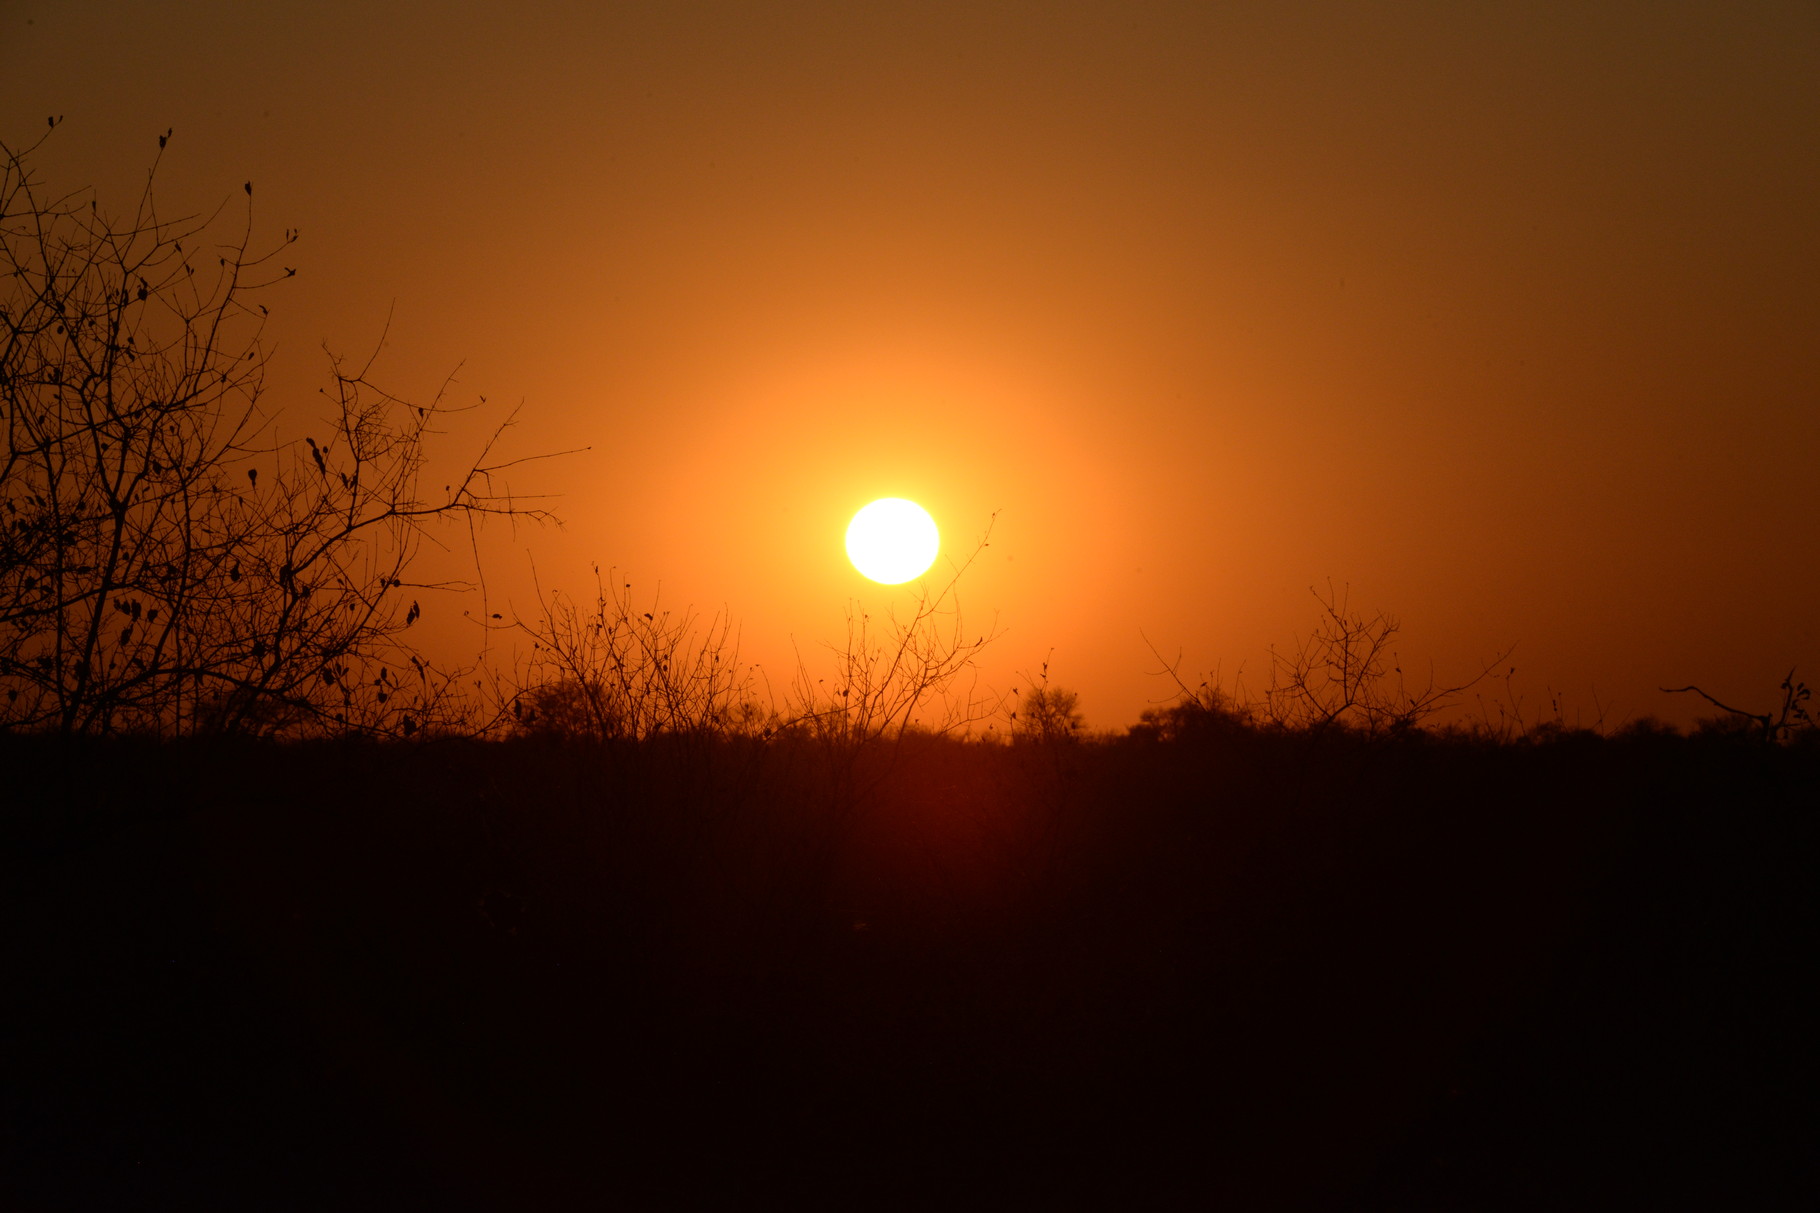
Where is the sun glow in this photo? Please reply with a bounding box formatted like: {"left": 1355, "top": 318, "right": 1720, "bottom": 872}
{"left": 846, "top": 498, "right": 940, "bottom": 584}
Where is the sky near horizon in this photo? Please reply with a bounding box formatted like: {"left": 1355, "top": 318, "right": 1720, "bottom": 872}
{"left": 4, "top": 0, "right": 1816, "bottom": 730}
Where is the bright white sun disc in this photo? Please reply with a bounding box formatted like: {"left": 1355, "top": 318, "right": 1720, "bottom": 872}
{"left": 846, "top": 498, "right": 939, "bottom": 584}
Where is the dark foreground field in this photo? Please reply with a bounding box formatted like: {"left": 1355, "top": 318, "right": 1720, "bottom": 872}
{"left": 4, "top": 725, "right": 1815, "bottom": 1209}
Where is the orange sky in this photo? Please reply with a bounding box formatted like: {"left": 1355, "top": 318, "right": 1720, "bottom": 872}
{"left": 6, "top": 1, "right": 1816, "bottom": 730}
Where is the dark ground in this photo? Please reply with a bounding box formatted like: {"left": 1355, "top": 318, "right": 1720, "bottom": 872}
{"left": 3, "top": 726, "right": 1815, "bottom": 1209}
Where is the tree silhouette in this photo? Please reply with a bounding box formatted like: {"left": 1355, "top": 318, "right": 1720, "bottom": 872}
{"left": 1663, "top": 668, "right": 1813, "bottom": 744}
{"left": 1, "top": 125, "right": 552, "bottom": 735}
{"left": 1263, "top": 581, "right": 1506, "bottom": 735}
{"left": 788, "top": 514, "right": 1003, "bottom": 750}
{"left": 1010, "top": 656, "right": 1084, "bottom": 745}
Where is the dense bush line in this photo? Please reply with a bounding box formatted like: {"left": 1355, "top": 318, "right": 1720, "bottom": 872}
{"left": 5, "top": 725, "right": 1813, "bottom": 1208}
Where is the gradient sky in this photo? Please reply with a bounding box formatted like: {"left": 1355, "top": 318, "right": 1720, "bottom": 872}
{"left": 6, "top": 0, "right": 1816, "bottom": 730}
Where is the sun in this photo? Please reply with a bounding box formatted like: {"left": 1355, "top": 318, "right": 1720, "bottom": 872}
{"left": 846, "top": 498, "right": 940, "bottom": 584}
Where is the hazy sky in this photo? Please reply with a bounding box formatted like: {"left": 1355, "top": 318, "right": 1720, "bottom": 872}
{"left": 5, "top": 1, "right": 1816, "bottom": 729}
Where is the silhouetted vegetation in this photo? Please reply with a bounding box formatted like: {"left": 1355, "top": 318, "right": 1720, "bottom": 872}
{"left": 7, "top": 711, "right": 1814, "bottom": 1209}
{"left": 1666, "top": 668, "right": 1814, "bottom": 745}
{"left": 507, "top": 567, "right": 758, "bottom": 742}
{"left": 2, "top": 125, "right": 553, "bottom": 738}
{"left": 7, "top": 135, "right": 1815, "bottom": 1210}
{"left": 1009, "top": 656, "right": 1086, "bottom": 745}
{"left": 1252, "top": 581, "right": 1511, "bottom": 735}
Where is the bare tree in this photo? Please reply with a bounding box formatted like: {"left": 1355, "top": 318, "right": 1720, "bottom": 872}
{"left": 1, "top": 124, "right": 553, "bottom": 736}
{"left": 787, "top": 514, "right": 1003, "bottom": 751}
{"left": 1662, "top": 669, "right": 1813, "bottom": 744}
{"left": 1262, "top": 581, "right": 1506, "bottom": 735}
